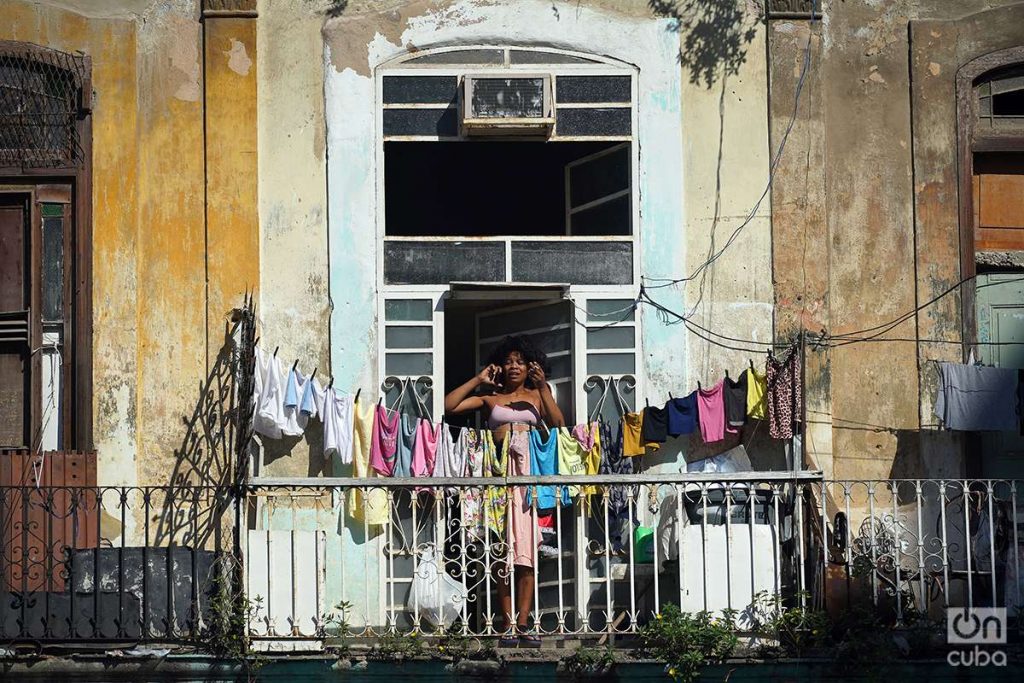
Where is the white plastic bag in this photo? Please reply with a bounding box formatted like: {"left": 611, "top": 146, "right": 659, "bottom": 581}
{"left": 408, "top": 545, "right": 467, "bottom": 628}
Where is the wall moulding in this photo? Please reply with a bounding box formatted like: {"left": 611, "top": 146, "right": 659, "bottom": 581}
{"left": 202, "top": 0, "right": 257, "bottom": 18}
{"left": 766, "top": 0, "right": 821, "bottom": 20}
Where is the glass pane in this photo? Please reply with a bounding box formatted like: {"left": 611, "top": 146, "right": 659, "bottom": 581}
{"left": 481, "top": 303, "right": 569, "bottom": 339}
{"left": 587, "top": 326, "right": 634, "bottom": 349}
{"left": 510, "top": 50, "right": 596, "bottom": 64}
{"left": 406, "top": 49, "right": 504, "bottom": 65}
{"left": 479, "top": 327, "right": 570, "bottom": 364}
{"left": 586, "top": 299, "right": 635, "bottom": 322}
{"left": 586, "top": 352, "right": 635, "bottom": 375}
{"left": 385, "top": 300, "right": 433, "bottom": 322}
{"left": 385, "top": 352, "right": 433, "bottom": 376}
{"left": 384, "top": 241, "right": 505, "bottom": 283}
{"left": 570, "top": 195, "right": 631, "bottom": 236}
{"left": 382, "top": 76, "right": 458, "bottom": 104}
{"left": 382, "top": 108, "right": 458, "bottom": 137}
{"left": 41, "top": 210, "right": 64, "bottom": 322}
{"left": 556, "top": 75, "right": 631, "bottom": 103}
{"left": 512, "top": 241, "right": 632, "bottom": 285}
{"left": 385, "top": 325, "right": 432, "bottom": 349}
{"left": 569, "top": 145, "right": 630, "bottom": 207}
{"left": 548, "top": 354, "right": 572, "bottom": 379}
{"left": 556, "top": 107, "right": 631, "bottom": 136}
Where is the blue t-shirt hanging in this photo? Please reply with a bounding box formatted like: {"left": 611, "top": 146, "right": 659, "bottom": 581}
{"left": 527, "top": 428, "right": 569, "bottom": 510}
{"left": 667, "top": 392, "right": 698, "bottom": 436}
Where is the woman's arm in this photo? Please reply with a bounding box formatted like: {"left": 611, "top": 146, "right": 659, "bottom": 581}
{"left": 528, "top": 363, "right": 566, "bottom": 427}
{"left": 444, "top": 365, "right": 499, "bottom": 415}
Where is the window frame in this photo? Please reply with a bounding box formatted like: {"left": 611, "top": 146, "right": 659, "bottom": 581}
{"left": 0, "top": 42, "right": 92, "bottom": 450}
{"left": 375, "top": 46, "right": 642, "bottom": 420}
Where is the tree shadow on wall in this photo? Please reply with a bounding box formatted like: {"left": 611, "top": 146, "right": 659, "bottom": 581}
{"left": 649, "top": 0, "right": 760, "bottom": 88}
{"left": 315, "top": 0, "right": 348, "bottom": 18}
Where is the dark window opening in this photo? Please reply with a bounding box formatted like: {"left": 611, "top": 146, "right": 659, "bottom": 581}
{"left": 384, "top": 141, "right": 631, "bottom": 237}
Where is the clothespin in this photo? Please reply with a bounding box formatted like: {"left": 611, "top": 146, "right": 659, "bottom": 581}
{"left": 328, "top": 376, "right": 334, "bottom": 389}
{"left": 354, "top": 388, "right": 362, "bottom": 403}
{"left": 668, "top": 392, "right": 674, "bottom": 400}
{"left": 273, "top": 346, "right": 279, "bottom": 358}
{"left": 310, "top": 367, "right": 317, "bottom": 381}
{"left": 697, "top": 380, "right": 702, "bottom": 392}
{"left": 292, "top": 359, "right": 299, "bottom": 372}
{"left": 725, "top": 369, "right": 730, "bottom": 380}
{"left": 749, "top": 359, "right": 754, "bottom": 370}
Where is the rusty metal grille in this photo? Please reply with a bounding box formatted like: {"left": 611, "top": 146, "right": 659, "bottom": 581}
{"left": 0, "top": 44, "right": 87, "bottom": 169}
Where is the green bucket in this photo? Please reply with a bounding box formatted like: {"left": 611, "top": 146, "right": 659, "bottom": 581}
{"left": 633, "top": 526, "right": 655, "bottom": 564}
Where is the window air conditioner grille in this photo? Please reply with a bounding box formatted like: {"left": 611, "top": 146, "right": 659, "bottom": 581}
{"left": 470, "top": 77, "right": 545, "bottom": 118}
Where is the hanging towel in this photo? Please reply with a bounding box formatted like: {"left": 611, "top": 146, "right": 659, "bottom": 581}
{"left": 746, "top": 367, "right": 768, "bottom": 420}
{"left": 641, "top": 405, "right": 668, "bottom": 448}
{"left": 323, "top": 388, "right": 355, "bottom": 466}
{"left": 621, "top": 411, "right": 645, "bottom": 456}
{"left": 572, "top": 421, "right": 602, "bottom": 498}
{"left": 697, "top": 380, "right": 727, "bottom": 443}
{"left": 394, "top": 413, "right": 418, "bottom": 478}
{"left": 348, "top": 400, "right": 389, "bottom": 528}
{"left": 461, "top": 428, "right": 487, "bottom": 538}
{"left": 370, "top": 405, "right": 399, "bottom": 477}
{"left": 934, "top": 362, "right": 1019, "bottom": 431}
{"left": 432, "top": 424, "right": 465, "bottom": 479}
{"left": 767, "top": 348, "right": 802, "bottom": 439}
{"left": 724, "top": 373, "right": 748, "bottom": 430}
{"left": 299, "top": 374, "right": 319, "bottom": 417}
{"left": 666, "top": 392, "right": 698, "bottom": 437}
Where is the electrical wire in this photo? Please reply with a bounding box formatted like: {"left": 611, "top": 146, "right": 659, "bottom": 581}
{"left": 644, "top": 0, "right": 819, "bottom": 291}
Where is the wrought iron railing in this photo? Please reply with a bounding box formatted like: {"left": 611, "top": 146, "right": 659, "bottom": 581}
{"left": 3, "top": 476, "right": 1020, "bottom": 649}
{"left": 0, "top": 485, "right": 239, "bottom": 643}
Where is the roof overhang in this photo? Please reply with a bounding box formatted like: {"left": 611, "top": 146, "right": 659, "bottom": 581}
{"left": 447, "top": 282, "right": 570, "bottom": 300}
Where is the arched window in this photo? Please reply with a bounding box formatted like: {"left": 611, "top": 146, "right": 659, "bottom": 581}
{"left": 975, "top": 64, "right": 1024, "bottom": 130}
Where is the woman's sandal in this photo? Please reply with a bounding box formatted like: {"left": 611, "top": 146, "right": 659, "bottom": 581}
{"left": 498, "top": 634, "right": 519, "bottom": 647}
{"left": 519, "top": 634, "right": 541, "bottom": 648}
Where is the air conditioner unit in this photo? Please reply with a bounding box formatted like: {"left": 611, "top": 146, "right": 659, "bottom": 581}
{"left": 461, "top": 74, "right": 554, "bottom": 136}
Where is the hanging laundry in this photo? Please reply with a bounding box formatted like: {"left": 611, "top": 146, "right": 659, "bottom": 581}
{"left": 348, "top": 399, "right": 389, "bottom": 527}
{"left": 598, "top": 419, "right": 633, "bottom": 518}
{"left": 462, "top": 428, "right": 489, "bottom": 538}
{"left": 934, "top": 362, "right": 1019, "bottom": 431}
{"left": 394, "top": 413, "right": 418, "bottom": 478}
{"left": 746, "top": 366, "right": 767, "bottom": 420}
{"left": 724, "top": 372, "right": 747, "bottom": 432}
{"left": 281, "top": 368, "right": 309, "bottom": 436}
{"left": 621, "top": 411, "right": 645, "bottom": 457}
{"left": 767, "top": 347, "right": 802, "bottom": 439}
{"left": 666, "top": 391, "right": 698, "bottom": 437}
{"left": 489, "top": 430, "right": 535, "bottom": 568}
{"left": 641, "top": 404, "right": 668, "bottom": 450}
{"left": 323, "top": 388, "right": 355, "bottom": 466}
{"left": 557, "top": 426, "right": 586, "bottom": 499}
{"left": 432, "top": 424, "right": 465, "bottom": 479}
{"left": 411, "top": 419, "right": 440, "bottom": 477}
{"left": 571, "top": 421, "right": 602, "bottom": 498}
{"left": 254, "top": 349, "right": 285, "bottom": 439}
{"left": 528, "top": 428, "right": 568, "bottom": 510}
{"left": 370, "top": 404, "right": 399, "bottom": 477}
{"left": 697, "top": 380, "right": 727, "bottom": 443}
{"left": 299, "top": 374, "right": 320, "bottom": 418}
{"left": 483, "top": 430, "right": 509, "bottom": 539}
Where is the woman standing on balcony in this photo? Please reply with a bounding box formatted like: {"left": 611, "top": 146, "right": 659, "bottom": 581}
{"left": 444, "top": 334, "right": 566, "bottom": 647}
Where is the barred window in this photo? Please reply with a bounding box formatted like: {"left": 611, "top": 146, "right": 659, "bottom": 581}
{"left": 0, "top": 42, "right": 88, "bottom": 169}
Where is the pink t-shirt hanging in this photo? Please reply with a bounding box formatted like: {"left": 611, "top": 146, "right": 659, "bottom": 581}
{"left": 697, "top": 380, "right": 727, "bottom": 443}
{"left": 370, "top": 404, "right": 399, "bottom": 476}
{"left": 411, "top": 419, "right": 439, "bottom": 477}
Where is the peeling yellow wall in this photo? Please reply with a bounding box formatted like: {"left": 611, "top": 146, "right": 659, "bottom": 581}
{"left": 0, "top": 0, "right": 258, "bottom": 489}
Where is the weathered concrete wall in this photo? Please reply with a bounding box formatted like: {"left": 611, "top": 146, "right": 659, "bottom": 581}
{"left": 0, "top": 1, "right": 259, "bottom": 493}
{"left": 768, "top": 0, "right": 1024, "bottom": 481}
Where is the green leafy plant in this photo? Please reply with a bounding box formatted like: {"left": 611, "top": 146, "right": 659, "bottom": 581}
{"left": 322, "top": 600, "right": 354, "bottom": 656}
{"left": 639, "top": 605, "right": 738, "bottom": 682}
{"left": 200, "top": 559, "right": 265, "bottom": 679}
{"left": 748, "top": 590, "right": 830, "bottom": 658}
{"left": 370, "top": 629, "right": 425, "bottom": 661}
{"left": 563, "top": 645, "right": 617, "bottom": 677}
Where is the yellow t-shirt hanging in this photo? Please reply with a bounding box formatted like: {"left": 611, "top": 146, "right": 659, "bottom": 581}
{"left": 622, "top": 411, "right": 645, "bottom": 457}
{"left": 746, "top": 367, "right": 767, "bottom": 419}
{"left": 348, "top": 399, "right": 389, "bottom": 528}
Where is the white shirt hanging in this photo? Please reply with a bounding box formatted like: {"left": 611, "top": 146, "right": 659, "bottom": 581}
{"left": 323, "top": 387, "right": 354, "bottom": 465}
{"left": 254, "top": 348, "right": 284, "bottom": 439}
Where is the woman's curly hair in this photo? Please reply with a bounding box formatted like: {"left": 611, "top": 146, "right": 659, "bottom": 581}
{"left": 486, "top": 334, "right": 550, "bottom": 389}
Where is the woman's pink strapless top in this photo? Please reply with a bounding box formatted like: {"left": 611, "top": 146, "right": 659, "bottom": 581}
{"left": 487, "top": 402, "right": 540, "bottom": 429}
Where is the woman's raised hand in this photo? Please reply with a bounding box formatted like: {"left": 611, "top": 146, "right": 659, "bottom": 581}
{"left": 476, "top": 364, "right": 501, "bottom": 387}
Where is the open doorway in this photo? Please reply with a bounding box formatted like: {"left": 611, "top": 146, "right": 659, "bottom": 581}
{"left": 444, "top": 297, "right": 575, "bottom": 428}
